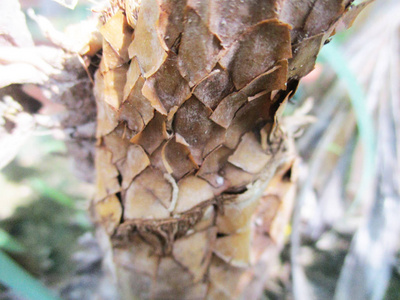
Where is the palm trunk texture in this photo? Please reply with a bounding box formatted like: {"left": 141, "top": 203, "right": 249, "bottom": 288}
{"left": 91, "top": 0, "right": 369, "bottom": 299}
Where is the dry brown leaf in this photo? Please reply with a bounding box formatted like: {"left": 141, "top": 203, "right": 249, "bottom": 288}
{"left": 114, "top": 236, "right": 159, "bottom": 277}
{"left": 217, "top": 197, "right": 260, "bottom": 234}
{"left": 227, "top": 132, "right": 271, "bottom": 174}
{"left": 197, "top": 146, "right": 232, "bottom": 188}
{"left": 128, "top": 0, "right": 168, "bottom": 77}
{"left": 174, "top": 97, "right": 225, "bottom": 164}
{"left": 174, "top": 176, "right": 214, "bottom": 213}
{"left": 103, "top": 130, "right": 130, "bottom": 163}
{"left": 303, "top": 0, "right": 345, "bottom": 37}
{"left": 103, "top": 63, "right": 129, "bottom": 109}
{"left": 100, "top": 39, "right": 127, "bottom": 73}
{"left": 210, "top": 92, "right": 247, "bottom": 129}
{"left": 157, "top": 0, "right": 185, "bottom": 49}
{"left": 99, "top": 10, "right": 133, "bottom": 62}
{"left": 224, "top": 93, "right": 270, "bottom": 149}
{"left": 94, "top": 147, "right": 120, "bottom": 201}
{"left": 206, "top": 0, "right": 278, "bottom": 47}
{"left": 172, "top": 227, "right": 217, "bottom": 282}
{"left": 241, "top": 60, "right": 288, "bottom": 97}
{"left": 214, "top": 226, "right": 251, "bottom": 267}
{"left": 124, "top": 167, "right": 172, "bottom": 219}
{"left": 208, "top": 257, "right": 243, "bottom": 298}
{"left": 94, "top": 71, "right": 119, "bottom": 137}
{"left": 120, "top": 76, "right": 155, "bottom": 135}
{"left": 279, "top": 0, "right": 316, "bottom": 43}
{"left": 334, "top": 0, "right": 375, "bottom": 33}
{"left": 220, "top": 20, "right": 291, "bottom": 90}
{"left": 94, "top": 194, "right": 122, "bottom": 234}
{"left": 177, "top": 8, "right": 222, "bottom": 86}
{"left": 142, "top": 53, "right": 191, "bottom": 115}
{"left": 123, "top": 57, "right": 141, "bottom": 101}
{"left": 220, "top": 163, "right": 254, "bottom": 191}
{"left": 130, "top": 112, "right": 168, "bottom": 154}
{"left": 289, "top": 33, "right": 325, "bottom": 78}
{"left": 154, "top": 257, "right": 207, "bottom": 298}
{"left": 193, "top": 205, "right": 216, "bottom": 231}
{"left": 192, "top": 65, "right": 233, "bottom": 110}
{"left": 119, "top": 144, "right": 150, "bottom": 189}
{"left": 161, "top": 137, "right": 198, "bottom": 180}
{"left": 124, "top": 0, "right": 140, "bottom": 28}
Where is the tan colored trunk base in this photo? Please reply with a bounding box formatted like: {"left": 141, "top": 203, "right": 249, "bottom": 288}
{"left": 90, "top": 0, "right": 369, "bottom": 299}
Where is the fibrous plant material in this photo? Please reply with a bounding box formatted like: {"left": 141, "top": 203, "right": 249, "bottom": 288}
{"left": 91, "top": 0, "right": 370, "bottom": 299}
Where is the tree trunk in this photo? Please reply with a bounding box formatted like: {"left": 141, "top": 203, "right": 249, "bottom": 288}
{"left": 91, "top": 1, "right": 369, "bottom": 299}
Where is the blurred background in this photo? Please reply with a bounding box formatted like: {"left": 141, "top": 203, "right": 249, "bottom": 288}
{"left": 0, "top": 0, "right": 399, "bottom": 299}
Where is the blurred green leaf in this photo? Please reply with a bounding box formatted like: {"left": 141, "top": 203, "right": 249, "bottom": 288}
{"left": 29, "top": 178, "right": 75, "bottom": 208}
{"left": 0, "top": 250, "right": 60, "bottom": 300}
{"left": 326, "top": 143, "right": 344, "bottom": 156}
{"left": 38, "top": 136, "right": 66, "bottom": 155}
{"left": 318, "top": 41, "right": 376, "bottom": 210}
{"left": 0, "top": 228, "right": 25, "bottom": 253}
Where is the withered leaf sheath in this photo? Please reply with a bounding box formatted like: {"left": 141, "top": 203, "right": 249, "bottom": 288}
{"left": 92, "top": 0, "right": 369, "bottom": 299}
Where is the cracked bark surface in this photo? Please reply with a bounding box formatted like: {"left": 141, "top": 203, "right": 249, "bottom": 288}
{"left": 91, "top": 1, "right": 370, "bottom": 299}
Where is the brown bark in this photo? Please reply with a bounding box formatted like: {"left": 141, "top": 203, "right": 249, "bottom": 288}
{"left": 89, "top": 0, "right": 370, "bottom": 299}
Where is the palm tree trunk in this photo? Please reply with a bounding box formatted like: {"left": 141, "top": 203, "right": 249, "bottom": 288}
{"left": 91, "top": 0, "right": 370, "bottom": 298}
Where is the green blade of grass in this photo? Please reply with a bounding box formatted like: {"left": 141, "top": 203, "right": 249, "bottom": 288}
{"left": 0, "top": 250, "right": 60, "bottom": 300}
{"left": 0, "top": 228, "right": 25, "bottom": 253}
{"left": 29, "top": 178, "right": 75, "bottom": 208}
{"left": 318, "top": 40, "right": 376, "bottom": 211}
